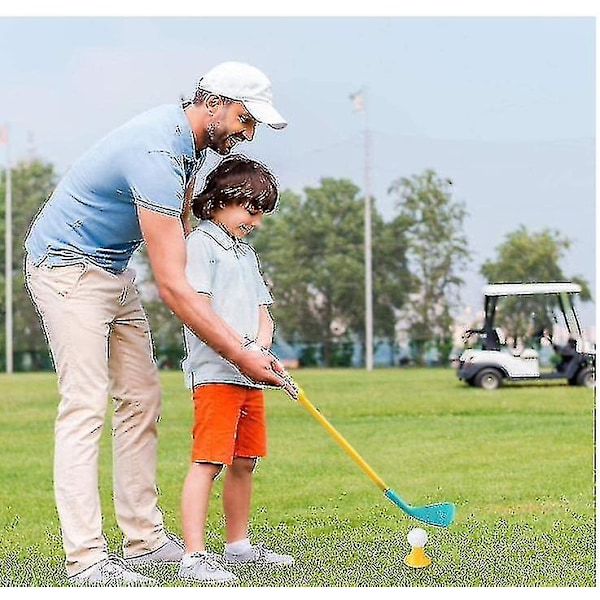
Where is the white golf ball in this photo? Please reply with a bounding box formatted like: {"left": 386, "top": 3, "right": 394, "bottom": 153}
{"left": 407, "top": 527, "right": 428, "bottom": 547}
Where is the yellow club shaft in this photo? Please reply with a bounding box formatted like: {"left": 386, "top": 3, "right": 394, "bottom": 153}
{"left": 296, "top": 389, "right": 388, "bottom": 492}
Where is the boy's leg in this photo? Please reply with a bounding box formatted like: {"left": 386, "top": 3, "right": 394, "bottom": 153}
{"left": 107, "top": 269, "right": 169, "bottom": 557}
{"left": 25, "top": 261, "right": 114, "bottom": 576}
{"left": 179, "top": 461, "right": 238, "bottom": 583}
{"left": 222, "top": 387, "right": 266, "bottom": 544}
{"left": 178, "top": 384, "right": 238, "bottom": 583}
{"left": 221, "top": 388, "right": 294, "bottom": 566}
{"left": 181, "top": 462, "right": 222, "bottom": 552}
{"left": 223, "top": 458, "right": 256, "bottom": 543}
{"left": 183, "top": 383, "right": 239, "bottom": 552}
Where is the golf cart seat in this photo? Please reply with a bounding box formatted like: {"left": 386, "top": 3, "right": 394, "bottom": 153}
{"left": 484, "top": 328, "right": 502, "bottom": 351}
{"left": 554, "top": 339, "right": 578, "bottom": 373}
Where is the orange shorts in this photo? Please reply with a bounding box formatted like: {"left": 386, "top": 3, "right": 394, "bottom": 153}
{"left": 191, "top": 383, "right": 267, "bottom": 465}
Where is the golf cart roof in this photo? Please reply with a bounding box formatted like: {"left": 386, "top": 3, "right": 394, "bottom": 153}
{"left": 483, "top": 282, "right": 581, "bottom": 297}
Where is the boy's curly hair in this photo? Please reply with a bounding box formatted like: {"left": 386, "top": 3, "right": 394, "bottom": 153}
{"left": 192, "top": 155, "right": 279, "bottom": 220}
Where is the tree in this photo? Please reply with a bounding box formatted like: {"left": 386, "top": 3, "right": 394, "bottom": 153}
{"left": 388, "top": 169, "right": 470, "bottom": 365}
{"left": 252, "top": 178, "right": 411, "bottom": 366}
{"left": 480, "top": 226, "right": 592, "bottom": 347}
{"left": 1, "top": 159, "right": 58, "bottom": 369}
{"left": 371, "top": 210, "right": 413, "bottom": 363}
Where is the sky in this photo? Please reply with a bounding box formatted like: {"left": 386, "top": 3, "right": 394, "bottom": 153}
{"left": 1, "top": 2, "right": 597, "bottom": 337}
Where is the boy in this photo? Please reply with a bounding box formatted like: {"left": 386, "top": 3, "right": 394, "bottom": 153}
{"left": 178, "top": 155, "right": 294, "bottom": 584}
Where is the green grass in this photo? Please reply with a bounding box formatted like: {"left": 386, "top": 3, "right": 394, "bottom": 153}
{"left": 0, "top": 368, "right": 595, "bottom": 587}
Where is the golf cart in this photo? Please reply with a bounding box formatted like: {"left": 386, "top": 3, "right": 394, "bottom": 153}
{"left": 457, "top": 282, "right": 595, "bottom": 390}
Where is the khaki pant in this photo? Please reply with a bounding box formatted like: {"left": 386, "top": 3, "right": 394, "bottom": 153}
{"left": 25, "top": 259, "right": 167, "bottom": 576}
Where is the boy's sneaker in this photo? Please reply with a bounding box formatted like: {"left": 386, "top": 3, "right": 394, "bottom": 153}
{"left": 224, "top": 543, "right": 294, "bottom": 566}
{"left": 124, "top": 531, "right": 185, "bottom": 565}
{"left": 69, "top": 556, "right": 157, "bottom": 586}
{"left": 179, "top": 552, "right": 238, "bottom": 584}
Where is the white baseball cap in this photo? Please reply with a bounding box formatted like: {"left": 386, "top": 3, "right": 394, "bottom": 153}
{"left": 197, "top": 61, "right": 287, "bottom": 129}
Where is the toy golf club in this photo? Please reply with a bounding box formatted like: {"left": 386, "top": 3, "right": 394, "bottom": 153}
{"left": 279, "top": 371, "right": 455, "bottom": 528}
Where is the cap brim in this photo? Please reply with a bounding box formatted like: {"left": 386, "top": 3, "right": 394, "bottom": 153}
{"left": 244, "top": 100, "right": 287, "bottom": 129}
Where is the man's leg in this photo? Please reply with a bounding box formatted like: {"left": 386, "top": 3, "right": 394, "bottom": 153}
{"left": 107, "top": 270, "right": 168, "bottom": 557}
{"left": 25, "top": 261, "right": 114, "bottom": 576}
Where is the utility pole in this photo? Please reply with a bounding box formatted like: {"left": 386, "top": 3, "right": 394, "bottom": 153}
{"left": 351, "top": 89, "right": 374, "bottom": 371}
{"left": 363, "top": 96, "right": 374, "bottom": 372}
{"left": 3, "top": 124, "right": 13, "bottom": 374}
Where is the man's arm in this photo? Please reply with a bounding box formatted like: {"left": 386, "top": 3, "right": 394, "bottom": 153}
{"left": 137, "top": 206, "right": 285, "bottom": 387}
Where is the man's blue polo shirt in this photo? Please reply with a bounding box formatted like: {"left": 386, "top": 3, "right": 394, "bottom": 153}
{"left": 25, "top": 104, "right": 205, "bottom": 274}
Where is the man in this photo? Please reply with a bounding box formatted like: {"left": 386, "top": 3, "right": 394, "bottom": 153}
{"left": 24, "top": 61, "right": 290, "bottom": 586}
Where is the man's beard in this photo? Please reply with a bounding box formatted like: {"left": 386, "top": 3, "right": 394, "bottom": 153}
{"left": 206, "top": 122, "right": 239, "bottom": 155}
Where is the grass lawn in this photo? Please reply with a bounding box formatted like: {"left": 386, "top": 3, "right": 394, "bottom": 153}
{"left": 0, "top": 368, "right": 595, "bottom": 588}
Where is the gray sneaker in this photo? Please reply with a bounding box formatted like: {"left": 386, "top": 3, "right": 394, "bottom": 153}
{"left": 224, "top": 543, "right": 294, "bottom": 566}
{"left": 124, "top": 532, "right": 185, "bottom": 565}
{"left": 69, "top": 556, "right": 157, "bottom": 586}
{"left": 179, "top": 552, "right": 238, "bottom": 584}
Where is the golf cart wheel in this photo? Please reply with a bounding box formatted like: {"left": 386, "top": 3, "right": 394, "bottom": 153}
{"left": 474, "top": 368, "right": 503, "bottom": 390}
{"left": 576, "top": 367, "right": 595, "bottom": 388}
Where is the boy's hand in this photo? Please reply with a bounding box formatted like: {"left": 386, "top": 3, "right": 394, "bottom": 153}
{"left": 268, "top": 355, "right": 299, "bottom": 399}
{"left": 241, "top": 340, "right": 299, "bottom": 399}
